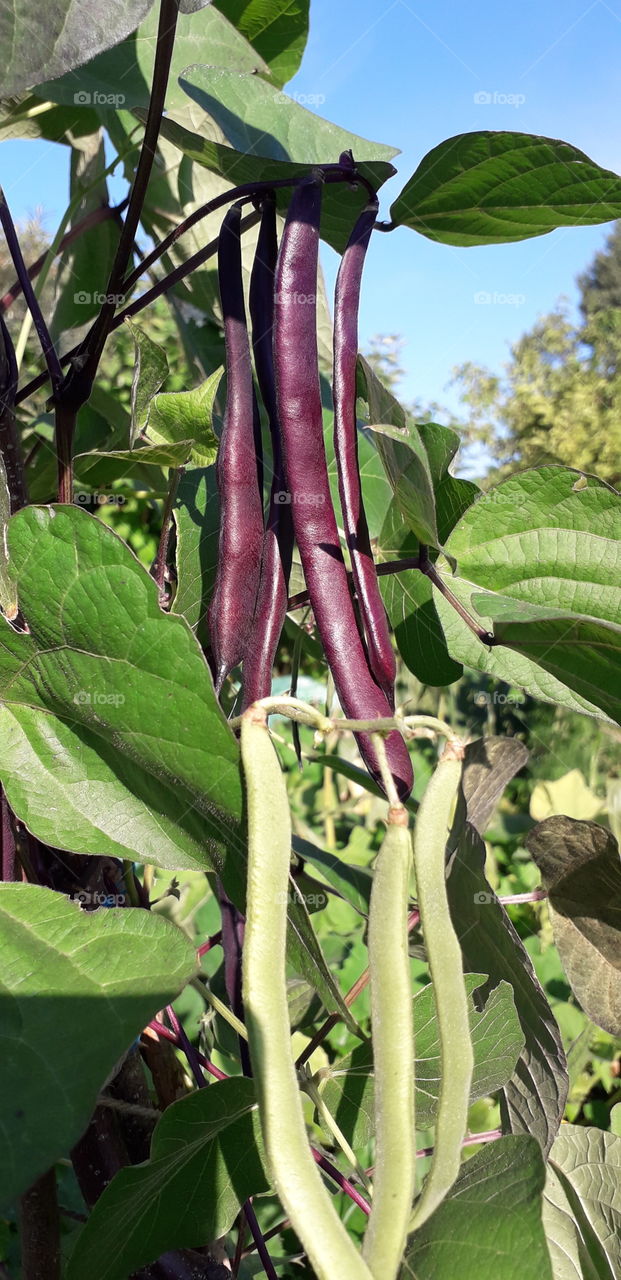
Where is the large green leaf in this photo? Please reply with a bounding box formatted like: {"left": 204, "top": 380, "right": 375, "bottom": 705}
{"left": 0, "top": 0, "right": 154, "bottom": 97}
{"left": 319, "top": 975, "right": 523, "bottom": 1148}
{"left": 402, "top": 1136, "right": 552, "bottom": 1280}
{"left": 66, "top": 1078, "right": 268, "bottom": 1280}
{"left": 213, "top": 0, "right": 310, "bottom": 87}
{"left": 425, "top": 467, "right": 621, "bottom": 716}
{"left": 391, "top": 132, "right": 621, "bottom": 246}
{"left": 0, "top": 506, "right": 243, "bottom": 879}
{"left": 527, "top": 818, "right": 621, "bottom": 1037}
{"left": 161, "top": 69, "right": 398, "bottom": 252}
{"left": 39, "top": 5, "right": 266, "bottom": 113}
{"left": 543, "top": 1124, "right": 621, "bottom": 1280}
{"left": 0, "top": 883, "right": 197, "bottom": 1208}
{"left": 448, "top": 824, "right": 567, "bottom": 1157}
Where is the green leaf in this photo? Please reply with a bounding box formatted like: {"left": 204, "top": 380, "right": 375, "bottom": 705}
{"left": 448, "top": 823, "right": 567, "bottom": 1157}
{"left": 543, "top": 1125, "right": 621, "bottom": 1280}
{"left": 0, "top": 882, "right": 197, "bottom": 1208}
{"left": 213, "top": 0, "right": 310, "bottom": 87}
{"left": 357, "top": 356, "right": 438, "bottom": 545}
{"left": 126, "top": 318, "right": 169, "bottom": 445}
{"left": 65, "top": 1078, "right": 268, "bottom": 1280}
{"left": 402, "top": 1136, "right": 552, "bottom": 1280}
{"left": 76, "top": 443, "right": 195, "bottom": 468}
{"left": 0, "top": 506, "right": 243, "bottom": 881}
{"left": 475, "top": 596, "right": 621, "bottom": 726}
{"left": 39, "top": 4, "right": 266, "bottom": 112}
{"left": 146, "top": 370, "right": 222, "bottom": 467}
{"left": 372, "top": 416, "right": 478, "bottom": 687}
{"left": 173, "top": 465, "right": 220, "bottom": 642}
{"left": 292, "top": 835, "right": 373, "bottom": 916}
{"left": 391, "top": 132, "right": 621, "bottom": 246}
{"left": 460, "top": 735, "right": 529, "bottom": 836}
{"left": 319, "top": 975, "right": 523, "bottom": 1148}
{"left": 160, "top": 69, "right": 398, "bottom": 252}
{"left": 0, "top": 95, "right": 101, "bottom": 145}
{"left": 50, "top": 131, "right": 120, "bottom": 337}
{"left": 0, "top": 0, "right": 155, "bottom": 98}
{"left": 0, "top": 455, "right": 17, "bottom": 620}
{"left": 286, "top": 883, "right": 362, "bottom": 1037}
{"left": 526, "top": 818, "right": 621, "bottom": 1037}
{"left": 430, "top": 466, "right": 621, "bottom": 717}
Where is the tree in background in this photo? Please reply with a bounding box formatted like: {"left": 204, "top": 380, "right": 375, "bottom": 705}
{"left": 452, "top": 224, "right": 621, "bottom": 487}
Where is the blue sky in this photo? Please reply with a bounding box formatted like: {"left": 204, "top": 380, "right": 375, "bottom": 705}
{"left": 3, "top": 0, "right": 621, "bottom": 425}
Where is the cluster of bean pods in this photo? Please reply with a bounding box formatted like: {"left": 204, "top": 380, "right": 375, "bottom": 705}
{"left": 209, "top": 161, "right": 413, "bottom": 800}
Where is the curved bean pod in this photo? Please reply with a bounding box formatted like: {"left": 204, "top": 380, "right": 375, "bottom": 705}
{"left": 273, "top": 179, "right": 413, "bottom": 800}
{"left": 410, "top": 739, "right": 473, "bottom": 1230}
{"left": 363, "top": 805, "right": 415, "bottom": 1279}
{"left": 242, "top": 193, "right": 294, "bottom": 708}
{"left": 333, "top": 199, "right": 396, "bottom": 705}
{"left": 208, "top": 203, "right": 265, "bottom": 693}
{"left": 241, "top": 708, "right": 374, "bottom": 1280}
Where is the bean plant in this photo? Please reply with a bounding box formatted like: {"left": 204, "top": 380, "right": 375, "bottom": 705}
{"left": 0, "top": 2, "right": 620, "bottom": 1277}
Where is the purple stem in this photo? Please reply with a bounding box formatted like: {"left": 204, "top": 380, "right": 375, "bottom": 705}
{"left": 0, "top": 189, "right": 63, "bottom": 393}
{"left": 312, "top": 1149, "right": 370, "bottom": 1215}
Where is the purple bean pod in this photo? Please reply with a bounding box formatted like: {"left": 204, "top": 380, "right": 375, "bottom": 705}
{"left": 273, "top": 179, "right": 413, "bottom": 800}
{"left": 333, "top": 198, "right": 397, "bottom": 706}
{"left": 242, "top": 194, "right": 294, "bottom": 709}
{"left": 208, "top": 203, "right": 265, "bottom": 694}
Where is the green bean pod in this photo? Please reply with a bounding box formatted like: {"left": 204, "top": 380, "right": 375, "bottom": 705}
{"left": 363, "top": 805, "right": 415, "bottom": 1280}
{"left": 241, "top": 710, "right": 374, "bottom": 1280}
{"left": 410, "top": 740, "right": 473, "bottom": 1231}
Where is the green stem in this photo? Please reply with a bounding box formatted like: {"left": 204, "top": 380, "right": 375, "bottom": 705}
{"left": 363, "top": 806, "right": 415, "bottom": 1278}
{"left": 410, "top": 738, "right": 473, "bottom": 1231}
{"left": 303, "top": 1072, "right": 373, "bottom": 1194}
{"left": 241, "top": 707, "right": 374, "bottom": 1280}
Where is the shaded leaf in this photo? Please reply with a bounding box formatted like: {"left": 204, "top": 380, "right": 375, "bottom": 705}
{"left": 527, "top": 817, "right": 621, "bottom": 1036}
{"left": 460, "top": 736, "right": 529, "bottom": 836}
{"left": 319, "top": 975, "right": 524, "bottom": 1147}
{"left": 66, "top": 1078, "right": 268, "bottom": 1280}
{"left": 447, "top": 824, "right": 567, "bottom": 1156}
{"left": 173, "top": 465, "right": 219, "bottom": 642}
{"left": 391, "top": 131, "right": 621, "bottom": 246}
{"left": 126, "top": 318, "right": 169, "bottom": 445}
{"left": 0, "top": 0, "right": 155, "bottom": 98}
{"left": 0, "top": 882, "right": 197, "bottom": 1207}
{"left": 50, "top": 130, "right": 120, "bottom": 337}
{"left": 213, "top": 0, "right": 310, "bottom": 87}
{"left": 0, "top": 455, "right": 17, "bottom": 619}
{"left": 543, "top": 1124, "right": 621, "bottom": 1280}
{"left": 402, "top": 1136, "right": 552, "bottom": 1280}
